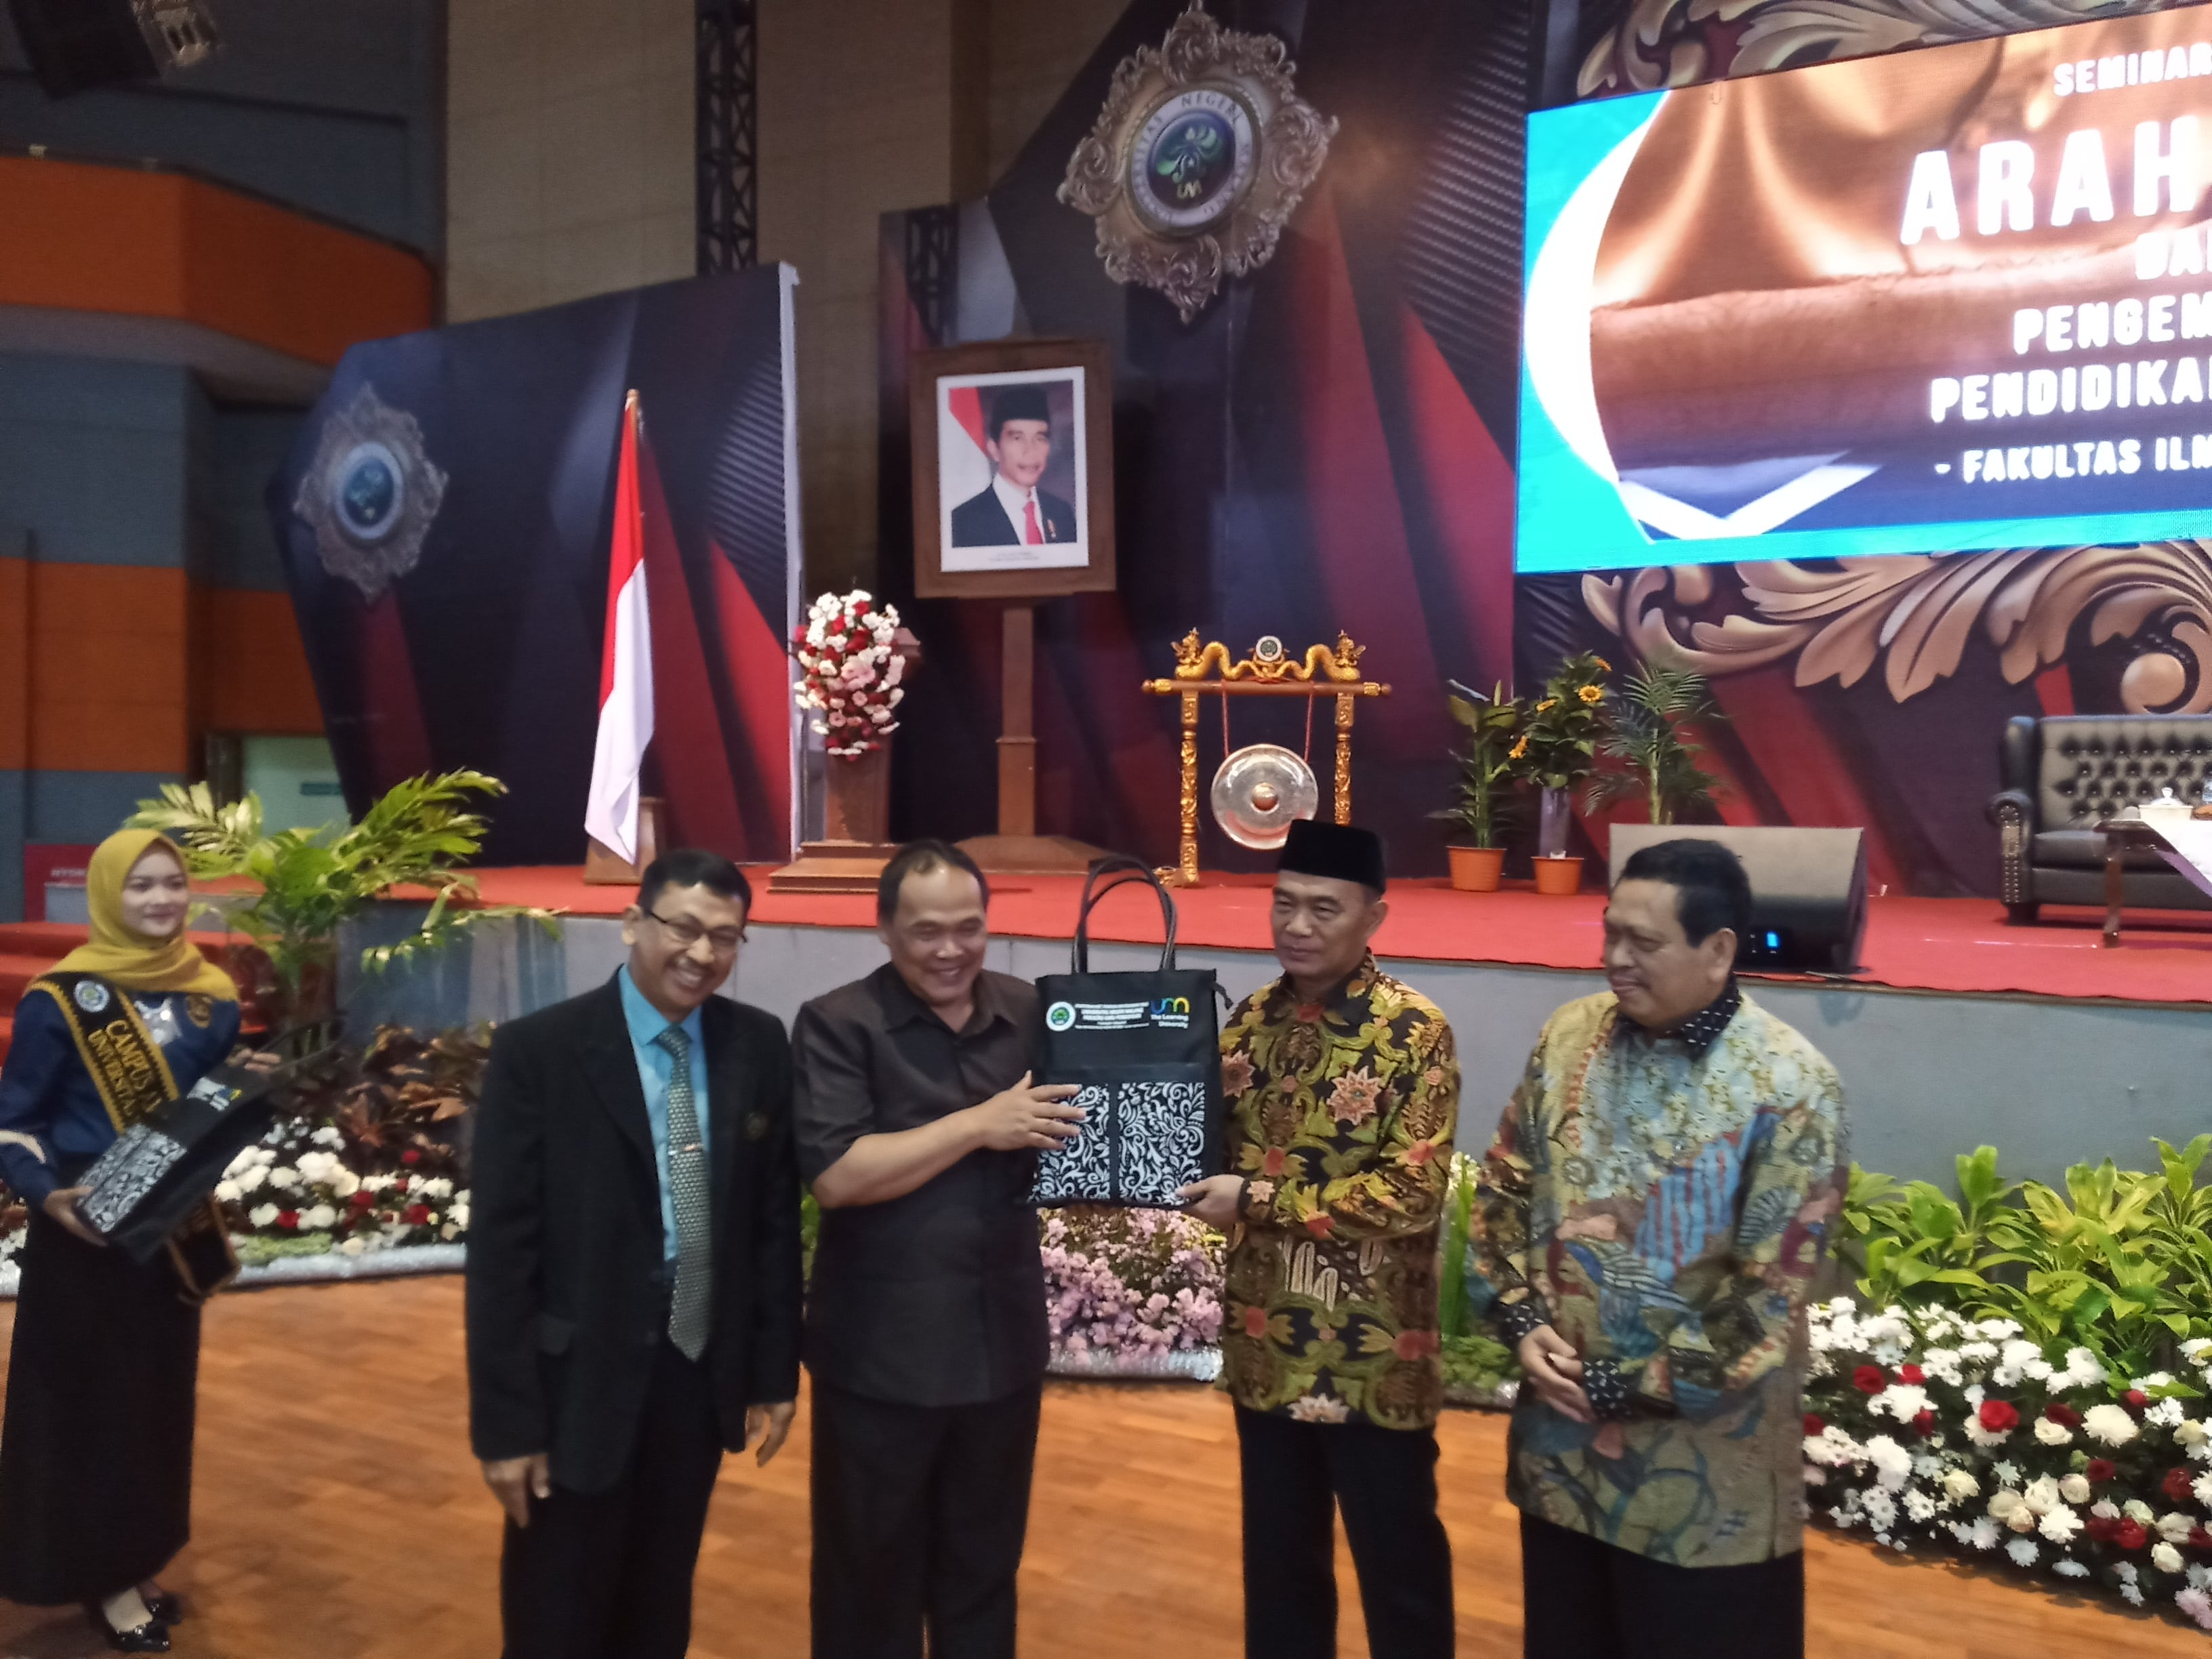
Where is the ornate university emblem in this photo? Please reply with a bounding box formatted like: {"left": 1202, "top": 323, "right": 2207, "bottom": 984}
{"left": 1060, "top": 4, "right": 1336, "bottom": 323}
{"left": 292, "top": 384, "right": 448, "bottom": 602}
{"left": 73, "top": 980, "right": 110, "bottom": 1014}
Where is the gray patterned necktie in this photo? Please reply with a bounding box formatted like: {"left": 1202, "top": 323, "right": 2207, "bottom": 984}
{"left": 652, "top": 1026, "right": 712, "bottom": 1359}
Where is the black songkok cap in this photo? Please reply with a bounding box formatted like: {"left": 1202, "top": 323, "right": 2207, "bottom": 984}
{"left": 989, "top": 384, "right": 1052, "bottom": 437}
{"left": 1278, "top": 819, "right": 1386, "bottom": 894}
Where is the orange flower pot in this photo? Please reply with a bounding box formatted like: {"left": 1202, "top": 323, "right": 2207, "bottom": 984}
{"left": 1532, "top": 855, "right": 1584, "bottom": 896}
{"left": 1448, "top": 846, "right": 1507, "bottom": 893}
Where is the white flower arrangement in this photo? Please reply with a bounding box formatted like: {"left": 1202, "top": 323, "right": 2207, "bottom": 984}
{"left": 790, "top": 590, "right": 907, "bottom": 758}
{"left": 1807, "top": 1300, "right": 2212, "bottom": 1633}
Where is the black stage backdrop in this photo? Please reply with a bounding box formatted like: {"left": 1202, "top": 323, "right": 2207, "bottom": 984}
{"left": 271, "top": 268, "right": 800, "bottom": 865}
{"left": 880, "top": 0, "right": 2212, "bottom": 897}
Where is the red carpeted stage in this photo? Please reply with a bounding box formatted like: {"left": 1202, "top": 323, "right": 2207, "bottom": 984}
{"left": 460, "top": 867, "right": 2212, "bottom": 1008}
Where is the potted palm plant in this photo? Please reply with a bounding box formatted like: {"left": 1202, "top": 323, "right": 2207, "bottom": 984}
{"left": 128, "top": 770, "right": 560, "bottom": 1042}
{"left": 1518, "top": 651, "right": 1612, "bottom": 895}
{"left": 1435, "top": 681, "right": 1523, "bottom": 892}
{"left": 1585, "top": 663, "right": 1727, "bottom": 826}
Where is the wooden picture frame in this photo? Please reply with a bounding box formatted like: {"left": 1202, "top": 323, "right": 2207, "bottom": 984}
{"left": 909, "top": 337, "right": 1116, "bottom": 600}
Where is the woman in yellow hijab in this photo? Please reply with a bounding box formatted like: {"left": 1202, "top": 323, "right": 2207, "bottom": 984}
{"left": 0, "top": 830, "right": 243, "bottom": 1652}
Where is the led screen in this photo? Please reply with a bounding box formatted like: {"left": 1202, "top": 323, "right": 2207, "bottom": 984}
{"left": 1518, "top": 10, "right": 2212, "bottom": 574}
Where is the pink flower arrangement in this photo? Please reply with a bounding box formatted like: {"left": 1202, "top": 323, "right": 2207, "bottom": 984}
{"left": 1040, "top": 1206, "right": 1223, "bottom": 1359}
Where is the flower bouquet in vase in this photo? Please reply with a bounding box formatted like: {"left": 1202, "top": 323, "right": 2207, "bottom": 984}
{"left": 1517, "top": 651, "right": 1611, "bottom": 894}
{"left": 772, "top": 591, "right": 921, "bottom": 894}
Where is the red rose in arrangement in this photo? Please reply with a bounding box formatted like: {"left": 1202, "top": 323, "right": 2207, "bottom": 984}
{"left": 2192, "top": 1527, "right": 2212, "bottom": 1552}
{"left": 2125, "top": 1389, "right": 2149, "bottom": 1411}
{"left": 1978, "top": 1399, "right": 2020, "bottom": 1433}
{"left": 404, "top": 1203, "right": 432, "bottom": 1225}
{"left": 401, "top": 1149, "right": 423, "bottom": 1166}
{"left": 2043, "top": 1401, "right": 2081, "bottom": 1427}
{"left": 2087, "top": 1458, "right": 2117, "bottom": 1483}
{"left": 350, "top": 1191, "right": 376, "bottom": 1210}
{"left": 1898, "top": 1364, "right": 1925, "bottom": 1385}
{"left": 2116, "top": 1519, "right": 2150, "bottom": 1551}
{"left": 1803, "top": 1413, "right": 1826, "bottom": 1436}
{"left": 277, "top": 1210, "right": 300, "bottom": 1230}
{"left": 1912, "top": 1410, "right": 1936, "bottom": 1438}
{"left": 2087, "top": 1513, "right": 2122, "bottom": 1544}
{"left": 1852, "top": 1366, "right": 1886, "bottom": 1393}
{"left": 2165, "top": 1467, "right": 2196, "bottom": 1502}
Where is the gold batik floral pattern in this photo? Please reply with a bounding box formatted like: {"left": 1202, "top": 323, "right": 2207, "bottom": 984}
{"left": 1467, "top": 991, "right": 1848, "bottom": 1565}
{"left": 1218, "top": 956, "right": 1458, "bottom": 1430}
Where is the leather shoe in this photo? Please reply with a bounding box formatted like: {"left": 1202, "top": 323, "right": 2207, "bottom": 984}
{"left": 140, "top": 1588, "right": 183, "bottom": 1626}
{"left": 83, "top": 1604, "right": 170, "bottom": 1653}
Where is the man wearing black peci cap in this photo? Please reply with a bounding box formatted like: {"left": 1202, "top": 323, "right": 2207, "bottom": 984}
{"left": 1181, "top": 819, "right": 1460, "bottom": 1659}
{"left": 947, "top": 384, "right": 1079, "bottom": 547}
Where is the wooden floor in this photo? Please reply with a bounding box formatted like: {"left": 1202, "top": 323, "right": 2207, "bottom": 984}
{"left": 0, "top": 1277, "right": 2202, "bottom": 1657}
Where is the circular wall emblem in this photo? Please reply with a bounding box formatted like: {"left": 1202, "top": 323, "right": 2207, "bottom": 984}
{"left": 1060, "top": 9, "right": 1336, "bottom": 323}
{"left": 293, "top": 384, "right": 449, "bottom": 602}
{"left": 1046, "top": 1001, "right": 1077, "bottom": 1032}
{"left": 1128, "top": 87, "right": 1257, "bottom": 233}
{"left": 72, "top": 980, "right": 110, "bottom": 1014}
{"left": 335, "top": 441, "right": 407, "bottom": 544}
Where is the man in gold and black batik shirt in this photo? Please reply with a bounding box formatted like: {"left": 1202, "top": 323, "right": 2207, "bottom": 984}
{"left": 1182, "top": 819, "right": 1458, "bottom": 1659}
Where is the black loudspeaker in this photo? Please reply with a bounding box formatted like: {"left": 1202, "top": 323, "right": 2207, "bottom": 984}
{"left": 6, "top": 0, "right": 218, "bottom": 97}
{"left": 1607, "top": 825, "right": 1869, "bottom": 974}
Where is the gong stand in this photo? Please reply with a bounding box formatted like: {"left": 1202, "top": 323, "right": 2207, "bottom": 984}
{"left": 1140, "top": 631, "right": 1391, "bottom": 887}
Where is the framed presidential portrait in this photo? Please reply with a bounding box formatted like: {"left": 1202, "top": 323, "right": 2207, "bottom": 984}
{"left": 909, "top": 337, "right": 1116, "bottom": 599}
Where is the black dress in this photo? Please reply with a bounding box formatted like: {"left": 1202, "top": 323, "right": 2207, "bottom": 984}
{"left": 0, "top": 985, "right": 238, "bottom": 1605}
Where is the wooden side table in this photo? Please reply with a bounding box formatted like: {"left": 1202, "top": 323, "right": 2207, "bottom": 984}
{"left": 2097, "top": 818, "right": 2175, "bottom": 946}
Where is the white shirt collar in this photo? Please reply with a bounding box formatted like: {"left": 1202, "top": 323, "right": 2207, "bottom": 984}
{"left": 991, "top": 471, "right": 1037, "bottom": 529}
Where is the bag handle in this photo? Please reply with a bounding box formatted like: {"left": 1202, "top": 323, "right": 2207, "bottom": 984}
{"left": 1070, "top": 855, "right": 1179, "bottom": 975}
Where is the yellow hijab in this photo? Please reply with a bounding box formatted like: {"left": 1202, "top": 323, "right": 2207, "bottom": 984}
{"left": 49, "top": 829, "right": 240, "bottom": 1000}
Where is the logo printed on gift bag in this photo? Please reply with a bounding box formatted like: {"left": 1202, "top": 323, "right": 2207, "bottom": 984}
{"left": 1046, "top": 1001, "right": 1078, "bottom": 1031}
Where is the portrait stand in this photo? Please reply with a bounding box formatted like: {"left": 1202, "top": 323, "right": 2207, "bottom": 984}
{"left": 1140, "top": 633, "right": 1390, "bottom": 887}
{"left": 958, "top": 602, "right": 1107, "bottom": 875}
{"left": 909, "top": 337, "right": 1118, "bottom": 877}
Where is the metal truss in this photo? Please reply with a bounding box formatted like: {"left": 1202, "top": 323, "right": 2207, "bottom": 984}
{"left": 696, "top": 0, "right": 758, "bottom": 272}
{"left": 904, "top": 205, "right": 959, "bottom": 346}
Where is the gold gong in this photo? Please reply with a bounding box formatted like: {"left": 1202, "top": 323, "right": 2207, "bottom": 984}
{"left": 1210, "top": 743, "right": 1319, "bottom": 849}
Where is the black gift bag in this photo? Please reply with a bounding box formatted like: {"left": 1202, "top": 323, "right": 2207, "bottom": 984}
{"left": 1028, "top": 857, "right": 1223, "bottom": 1208}
{"left": 77, "top": 1045, "right": 335, "bottom": 1264}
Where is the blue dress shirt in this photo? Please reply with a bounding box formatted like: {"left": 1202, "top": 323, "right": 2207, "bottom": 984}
{"left": 617, "top": 966, "right": 711, "bottom": 1264}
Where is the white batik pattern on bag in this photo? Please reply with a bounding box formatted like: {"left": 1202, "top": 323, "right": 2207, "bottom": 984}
{"left": 76, "top": 1123, "right": 189, "bottom": 1233}
{"left": 1113, "top": 1079, "right": 1210, "bottom": 1205}
{"left": 1030, "top": 1083, "right": 1115, "bottom": 1202}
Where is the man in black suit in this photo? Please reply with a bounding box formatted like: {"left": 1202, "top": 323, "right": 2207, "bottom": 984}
{"left": 466, "top": 848, "right": 802, "bottom": 1659}
{"left": 794, "top": 840, "right": 1084, "bottom": 1658}
{"left": 947, "top": 384, "right": 1080, "bottom": 547}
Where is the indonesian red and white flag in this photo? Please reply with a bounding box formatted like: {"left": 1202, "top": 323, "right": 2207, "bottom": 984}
{"left": 583, "top": 391, "right": 653, "bottom": 863}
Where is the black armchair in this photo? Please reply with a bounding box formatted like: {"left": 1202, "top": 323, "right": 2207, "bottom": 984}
{"left": 1990, "top": 714, "right": 2212, "bottom": 922}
